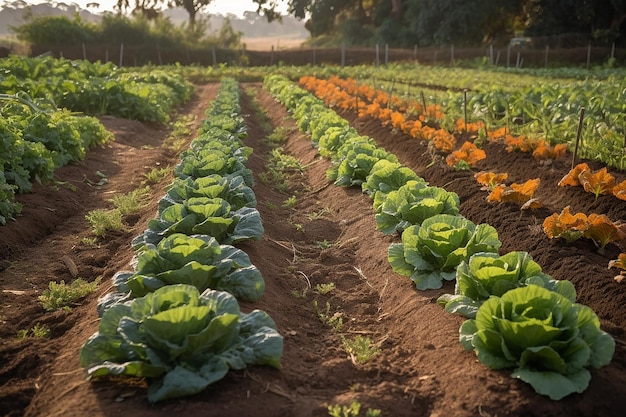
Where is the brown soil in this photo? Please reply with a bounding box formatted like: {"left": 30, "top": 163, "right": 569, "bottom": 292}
{"left": 0, "top": 80, "right": 625, "bottom": 417}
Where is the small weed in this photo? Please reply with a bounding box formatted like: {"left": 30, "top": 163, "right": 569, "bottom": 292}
{"left": 85, "top": 209, "right": 125, "bottom": 237}
{"left": 291, "top": 288, "right": 308, "bottom": 298}
{"left": 143, "top": 165, "right": 171, "bottom": 185}
{"left": 81, "top": 237, "right": 99, "bottom": 246}
{"left": 314, "top": 240, "right": 334, "bottom": 249}
{"left": 308, "top": 207, "right": 331, "bottom": 220}
{"left": 341, "top": 335, "right": 380, "bottom": 364}
{"left": 283, "top": 195, "right": 297, "bottom": 209}
{"left": 245, "top": 88, "right": 274, "bottom": 133}
{"left": 293, "top": 223, "right": 305, "bottom": 232}
{"left": 39, "top": 277, "right": 101, "bottom": 312}
{"left": 164, "top": 114, "right": 194, "bottom": 151}
{"left": 327, "top": 400, "right": 381, "bottom": 417}
{"left": 17, "top": 323, "right": 51, "bottom": 339}
{"left": 110, "top": 186, "right": 151, "bottom": 215}
{"left": 264, "top": 201, "right": 277, "bottom": 210}
{"left": 313, "top": 300, "right": 343, "bottom": 332}
{"left": 315, "top": 282, "right": 336, "bottom": 294}
{"left": 265, "top": 126, "right": 288, "bottom": 146}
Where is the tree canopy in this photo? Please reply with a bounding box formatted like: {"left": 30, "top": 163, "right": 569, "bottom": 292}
{"left": 251, "top": 0, "right": 626, "bottom": 46}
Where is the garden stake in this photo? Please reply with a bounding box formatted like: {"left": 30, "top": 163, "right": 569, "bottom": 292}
{"left": 464, "top": 89, "right": 468, "bottom": 133}
{"left": 572, "top": 107, "right": 585, "bottom": 169}
{"left": 421, "top": 91, "right": 427, "bottom": 116}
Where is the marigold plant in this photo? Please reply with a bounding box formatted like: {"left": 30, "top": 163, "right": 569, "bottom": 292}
{"left": 532, "top": 142, "right": 568, "bottom": 161}
{"left": 487, "top": 178, "right": 540, "bottom": 207}
{"left": 579, "top": 168, "right": 616, "bottom": 200}
{"left": 445, "top": 141, "right": 486, "bottom": 170}
{"left": 475, "top": 171, "right": 508, "bottom": 191}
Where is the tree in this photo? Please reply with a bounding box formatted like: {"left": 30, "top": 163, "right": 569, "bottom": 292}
{"left": 115, "top": 0, "right": 164, "bottom": 19}
{"left": 169, "top": 0, "right": 213, "bottom": 30}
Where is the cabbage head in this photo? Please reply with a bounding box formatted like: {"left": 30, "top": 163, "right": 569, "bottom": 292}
{"left": 460, "top": 285, "right": 615, "bottom": 400}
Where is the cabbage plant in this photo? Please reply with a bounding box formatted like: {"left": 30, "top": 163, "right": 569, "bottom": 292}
{"left": 460, "top": 285, "right": 615, "bottom": 400}
{"left": 111, "top": 233, "right": 264, "bottom": 301}
{"left": 438, "top": 251, "right": 577, "bottom": 318}
{"left": 388, "top": 214, "right": 501, "bottom": 290}
{"left": 362, "top": 159, "right": 422, "bottom": 197}
{"left": 159, "top": 174, "right": 257, "bottom": 213}
{"left": 80, "top": 284, "right": 283, "bottom": 403}
{"left": 375, "top": 180, "right": 460, "bottom": 234}
{"left": 132, "top": 196, "right": 263, "bottom": 250}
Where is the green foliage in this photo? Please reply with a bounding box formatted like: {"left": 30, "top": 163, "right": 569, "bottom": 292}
{"left": 361, "top": 159, "right": 422, "bottom": 197}
{"left": 437, "top": 251, "right": 577, "bottom": 319}
{"left": 12, "top": 14, "right": 96, "bottom": 45}
{"left": 85, "top": 208, "right": 126, "bottom": 237}
{"left": 460, "top": 285, "right": 615, "bottom": 400}
{"left": 109, "top": 233, "right": 265, "bottom": 301}
{"left": 39, "top": 277, "right": 101, "bottom": 312}
{"left": 388, "top": 214, "right": 501, "bottom": 290}
{"left": 341, "top": 335, "right": 380, "bottom": 364}
{"left": 80, "top": 284, "right": 283, "bottom": 403}
{"left": 374, "top": 180, "right": 460, "bottom": 234}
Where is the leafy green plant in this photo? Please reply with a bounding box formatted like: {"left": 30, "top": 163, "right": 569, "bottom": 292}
{"left": 143, "top": 166, "right": 172, "bottom": 185}
{"left": 341, "top": 335, "right": 379, "bottom": 364}
{"left": 109, "top": 233, "right": 264, "bottom": 302}
{"left": 328, "top": 400, "right": 382, "bottom": 417}
{"left": 132, "top": 196, "right": 263, "bottom": 249}
{"left": 80, "top": 284, "right": 283, "bottom": 403}
{"left": 437, "top": 251, "right": 576, "bottom": 319}
{"left": 374, "top": 180, "right": 460, "bottom": 234}
{"left": 459, "top": 285, "right": 615, "bottom": 400}
{"left": 388, "top": 214, "right": 501, "bottom": 290}
{"left": 362, "top": 159, "right": 422, "bottom": 197}
{"left": 39, "top": 277, "right": 101, "bottom": 312}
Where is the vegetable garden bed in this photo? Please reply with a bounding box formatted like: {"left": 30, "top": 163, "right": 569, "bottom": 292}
{"left": 0, "top": 74, "right": 625, "bottom": 417}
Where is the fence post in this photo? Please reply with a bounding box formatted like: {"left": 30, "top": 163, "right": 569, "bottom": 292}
{"left": 450, "top": 44, "right": 455, "bottom": 66}
{"left": 495, "top": 50, "right": 500, "bottom": 66}
{"left": 384, "top": 43, "right": 389, "bottom": 67}
{"left": 157, "top": 44, "right": 162, "bottom": 65}
{"left": 105, "top": 48, "right": 108, "bottom": 62}
{"left": 375, "top": 44, "right": 380, "bottom": 67}
{"left": 489, "top": 44, "right": 494, "bottom": 64}
{"left": 586, "top": 43, "right": 591, "bottom": 69}
{"left": 313, "top": 45, "right": 316, "bottom": 66}
{"left": 341, "top": 42, "right": 345, "bottom": 68}
{"left": 433, "top": 48, "right": 437, "bottom": 66}
{"left": 212, "top": 47, "right": 217, "bottom": 68}
{"left": 545, "top": 45, "right": 549, "bottom": 68}
{"left": 119, "top": 42, "right": 124, "bottom": 67}
{"left": 270, "top": 45, "right": 274, "bottom": 66}
{"left": 82, "top": 42, "right": 87, "bottom": 60}
{"left": 611, "top": 42, "right": 615, "bottom": 59}
{"left": 413, "top": 44, "right": 418, "bottom": 63}
{"left": 516, "top": 51, "right": 521, "bottom": 68}
{"left": 506, "top": 45, "right": 510, "bottom": 68}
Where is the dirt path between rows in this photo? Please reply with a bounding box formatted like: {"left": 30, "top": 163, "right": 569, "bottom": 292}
{"left": 0, "top": 81, "right": 625, "bottom": 417}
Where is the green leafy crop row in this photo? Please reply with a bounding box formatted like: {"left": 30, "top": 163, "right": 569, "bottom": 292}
{"left": 80, "top": 78, "right": 281, "bottom": 403}
{"left": 265, "top": 74, "right": 615, "bottom": 401}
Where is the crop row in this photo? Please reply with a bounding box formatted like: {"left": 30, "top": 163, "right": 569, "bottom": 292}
{"left": 0, "top": 56, "right": 195, "bottom": 225}
{"left": 78, "top": 78, "right": 283, "bottom": 403}
{"left": 264, "top": 73, "right": 615, "bottom": 400}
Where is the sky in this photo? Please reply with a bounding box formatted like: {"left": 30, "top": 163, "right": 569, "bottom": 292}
{"left": 17, "top": 0, "right": 280, "bottom": 18}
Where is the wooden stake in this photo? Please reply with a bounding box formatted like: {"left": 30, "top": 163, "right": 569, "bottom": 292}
{"left": 421, "top": 91, "right": 427, "bottom": 115}
{"left": 572, "top": 107, "right": 585, "bottom": 169}
{"left": 464, "top": 89, "right": 468, "bottom": 132}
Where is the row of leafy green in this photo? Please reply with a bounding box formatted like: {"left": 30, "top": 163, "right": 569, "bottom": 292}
{"left": 264, "top": 73, "right": 615, "bottom": 401}
{"left": 0, "top": 56, "right": 193, "bottom": 123}
{"left": 80, "top": 78, "right": 282, "bottom": 403}
{"left": 0, "top": 93, "right": 113, "bottom": 225}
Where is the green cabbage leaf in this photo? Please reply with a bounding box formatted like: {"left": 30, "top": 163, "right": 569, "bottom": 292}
{"left": 375, "top": 180, "right": 460, "bottom": 234}
{"left": 459, "top": 285, "right": 615, "bottom": 400}
{"left": 388, "top": 214, "right": 501, "bottom": 290}
{"left": 80, "top": 284, "right": 283, "bottom": 403}
{"left": 438, "top": 251, "right": 577, "bottom": 318}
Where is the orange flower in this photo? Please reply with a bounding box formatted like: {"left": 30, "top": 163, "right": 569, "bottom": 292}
{"left": 532, "top": 143, "right": 568, "bottom": 160}
{"left": 445, "top": 141, "right": 486, "bottom": 168}
{"left": 486, "top": 178, "right": 540, "bottom": 205}
{"left": 475, "top": 171, "right": 509, "bottom": 190}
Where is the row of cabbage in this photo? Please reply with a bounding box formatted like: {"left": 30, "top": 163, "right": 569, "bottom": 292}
{"left": 79, "top": 78, "right": 283, "bottom": 403}
{"left": 264, "top": 74, "right": 615, "bottom": 401}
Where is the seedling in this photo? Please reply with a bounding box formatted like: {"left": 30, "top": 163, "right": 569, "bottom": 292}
{"left": 85, "top": 209, "right": 125, "bottom": 237}
{"left": 313, "top": 300, "right": 343, "bottom": 332}
{"left": 314, "top": 282, "right": 336, "bottom": 294}
{"left": 17, "top": 323, "right": 51, "bottom": 339}
{"left": 283, "top": 195, "right": 297, "bottom": 209}
{"left": 110, "top": 186, "right": 151, "bottom": 215}
{"left": 328, "top": 400, "right": 381, "bottom": 417}
{"left": 143, "top": 166, "right": 171, "bottom": 185}
{"left": 314, "top": 240, "right": 334, "bottom": 249}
